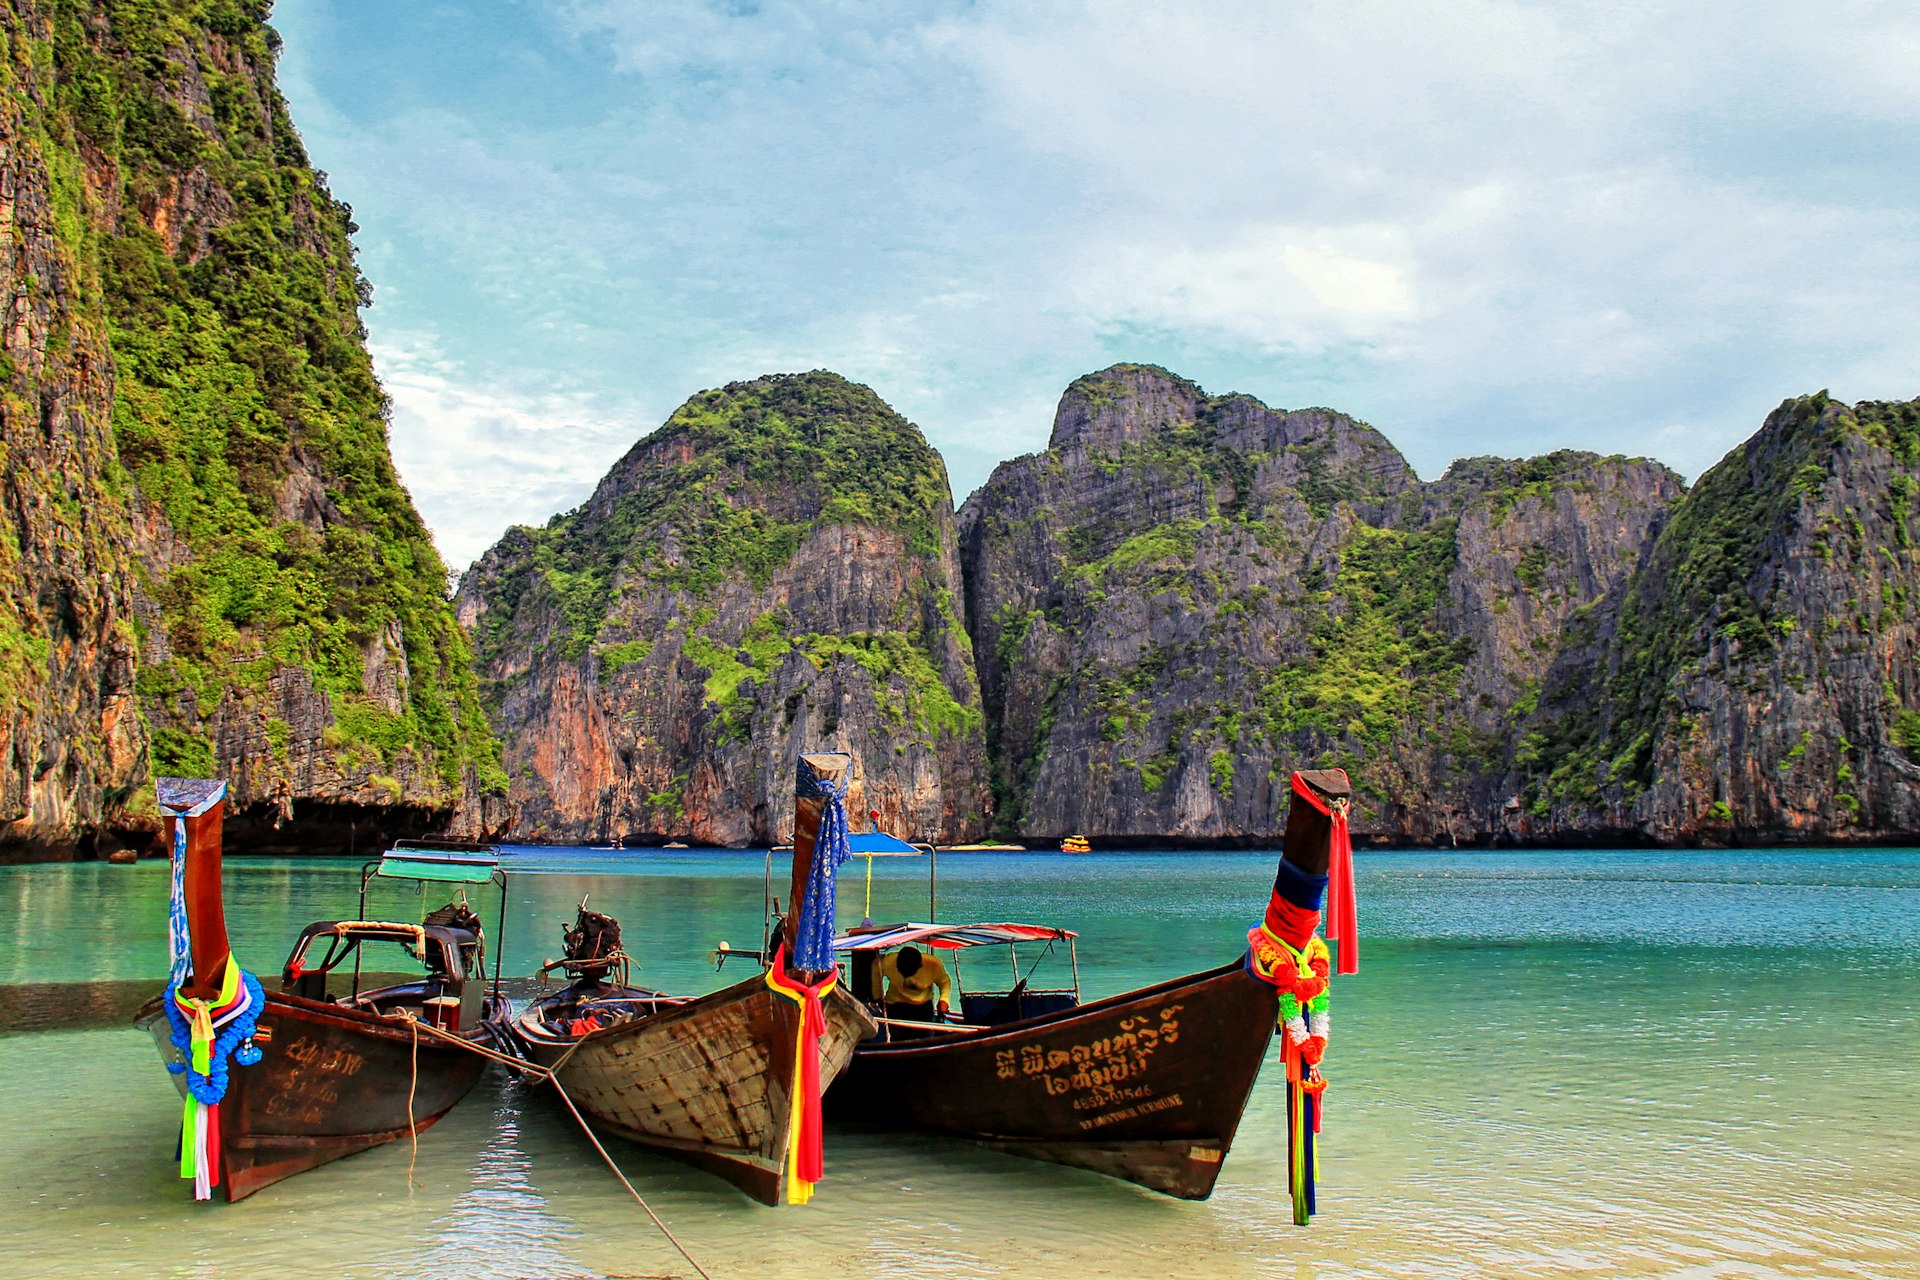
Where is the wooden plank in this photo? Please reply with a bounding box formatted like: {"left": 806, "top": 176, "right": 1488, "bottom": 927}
{"left": 522, "top": 972, "right": 875, "bottom": 1203}
{"left": 830, "top": 960, "right": 1278, "bottom": 1200}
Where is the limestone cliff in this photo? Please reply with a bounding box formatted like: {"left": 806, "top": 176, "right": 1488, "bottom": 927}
{"left": 1521, "top": 394, "right": 1920, "bottom": 843}
{"left": 457, "top": 372, "right": 991, "bottom": 845}
{"left": 959, "top": 364, "right": 1682, "bottom": 843}
{"left": 0, "top": 4, "right": 144, "bottom": 855}
{"left": 0, "top": 0, "right": 505, "bottom": 858}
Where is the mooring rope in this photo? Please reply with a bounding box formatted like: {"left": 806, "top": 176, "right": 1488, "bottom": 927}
{"left": 407, "top": 1019, "right": 422, "bottom": 1194}
{"left": 407, "top": 1019, "right": 715, "bottom": 1280}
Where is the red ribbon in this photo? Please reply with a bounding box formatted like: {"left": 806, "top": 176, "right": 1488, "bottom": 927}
{"left": 1263, "top": 895, "right": 1321, "bottom": 949}
{"left": 1291, "top": 773, "right": 1358, "bottom": 975}
{"left": 765, "top": 944, "right": 834, "bottom": 1188}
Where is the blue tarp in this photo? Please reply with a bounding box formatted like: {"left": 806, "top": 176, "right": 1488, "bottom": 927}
{"left": 847, "top": 831, "right": 921, "bottom": 855}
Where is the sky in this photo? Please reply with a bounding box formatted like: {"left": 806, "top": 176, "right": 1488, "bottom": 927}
{"left": 271, "top": 0, "right": 1920, "bottom": 572}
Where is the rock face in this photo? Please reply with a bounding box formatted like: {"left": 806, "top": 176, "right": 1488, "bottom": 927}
{"left": 458, "top": 372, "right": 992, "bottom": 845}
{"left": 0, "top": 11, "right": 146, "bottom": 856}
{"left": 0, "top": 0, "right": 506, "bottom": 859}
{"left": 959, "top": 364, "right": 1684, "bottom": 843}
{"left": 1521, "top": 394, "right": 1920, "bottom": 843}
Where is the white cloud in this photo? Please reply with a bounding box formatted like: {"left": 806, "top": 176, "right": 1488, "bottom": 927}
{"left": 1069, "top": 224, "right": 1417, "bottom": 353}
{"left": 373, "top": 335, "right": 646, "bottom": 572}
{"left": 275, "top": 0, "right": 1920, "bottom": 546}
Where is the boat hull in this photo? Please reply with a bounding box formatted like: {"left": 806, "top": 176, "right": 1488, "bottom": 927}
{"left": 512, "top": 972, "right": 875, "bottom": 1205}
{"left": 137, "top": 990, "right": 494, "bottom": 1202}
{"left": 829, "top": 960, "right": 1280, "bottom": 1199}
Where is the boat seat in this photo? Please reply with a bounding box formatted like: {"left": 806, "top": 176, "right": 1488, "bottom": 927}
{"left": 961, "top": 989, "right": 1078, "bottom": 1026}
{"left": 290, "top": 971, "right": 330, "bottom": 1002}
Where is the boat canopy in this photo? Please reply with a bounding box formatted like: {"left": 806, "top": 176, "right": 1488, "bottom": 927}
{"left": 847, "top": 831, "right": 922, "bottom": 856}
{"left": 833, "top": 922, "right": 1074, "bottom": 951}
{"left": 373, "top": 850, "right": 502, "bottom": 884}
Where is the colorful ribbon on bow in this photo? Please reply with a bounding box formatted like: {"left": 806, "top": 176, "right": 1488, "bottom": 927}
{"left": 1243, "top": 771, "right": 1364, "bottom": 1225}
{"left": 163, "top": 961, "right": 264, "bottom": 1199}
{"left": 790, "top": 770, "right": 852, "bottom": 973}
{"left": 764, "top": 943, "right": 836, "bottom": 1205}
{"left": 1289, "top": 772, "right": 1358, "bottom": 975}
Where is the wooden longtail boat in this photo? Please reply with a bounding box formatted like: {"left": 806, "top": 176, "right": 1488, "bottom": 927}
{"left": 134, "top": 780, "right": 510, "bottom": 1202}
{"left": 827, "top": 769, "right": 1358, "bottom": 1204}
{"left": 506, "top": 753, "right": 876, "bottom": 1205}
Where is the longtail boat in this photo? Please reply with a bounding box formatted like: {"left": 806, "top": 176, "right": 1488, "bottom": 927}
{"left": 134, "top": 779, "right": 511, "bottom": 1202}
{"left": 827, "top": 768, "right": 1359, "bottom": 1212}
{"left": 506, "top": 752, "right": 876, "bottom": 1205}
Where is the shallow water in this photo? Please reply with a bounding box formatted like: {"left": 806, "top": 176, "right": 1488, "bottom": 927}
{"left": 2, "top": 847, "right": 1915, "bottom": 1279}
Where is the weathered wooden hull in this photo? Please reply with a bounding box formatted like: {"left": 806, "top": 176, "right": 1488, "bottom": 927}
{"left": 136, "top": 990, "right": 494, "bottom": 1202}
{"left": 511, "top": 973, "right": 875, "bottom": 1205}
{"left": 829, "top": 960, "right": 1281, "bottom": 1199}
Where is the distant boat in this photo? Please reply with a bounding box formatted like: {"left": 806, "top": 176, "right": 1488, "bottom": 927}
{"left": 1059, "top": 834, "right": 1092, "bottom": 853}
{"left": 663, "top": 840, "right": 690, "bottom": 848}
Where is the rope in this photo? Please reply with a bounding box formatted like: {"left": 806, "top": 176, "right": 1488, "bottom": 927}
{"left": 407, "top": 1019, "right": 714, "bottom": 1280}
{"left": 407, "top": 1018, "right": 421, "bottom": 1194}
{"left": 547, "top": 1075, "right": 717, "bottom": 1280}
{"left": 1017, "top": 936, "right": 1057, "bottom": 986}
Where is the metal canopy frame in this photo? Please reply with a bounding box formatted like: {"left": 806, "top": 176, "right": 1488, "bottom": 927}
{"left": 761, "top": 837, "right": 939, "bottom": 959}
{"left": 357, "top": 842, "right": 509, "bottom": 1002}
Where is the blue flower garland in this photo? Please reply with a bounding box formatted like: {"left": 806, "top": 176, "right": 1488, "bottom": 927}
{"left": 163, "top": 970, "right": 265, "bottom": 1105}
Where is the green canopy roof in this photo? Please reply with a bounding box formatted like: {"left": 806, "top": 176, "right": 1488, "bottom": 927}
{"left": 375, "top": 854, "right": 500, "bottom": 884}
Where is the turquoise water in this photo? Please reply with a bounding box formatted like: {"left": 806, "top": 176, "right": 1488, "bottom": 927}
{"left": 2, "top": 847, "right": 1916, "bottom": 1279}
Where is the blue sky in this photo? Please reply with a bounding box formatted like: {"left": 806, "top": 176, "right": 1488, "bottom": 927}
{"left": 272, "top": 0, "right": 1920, "bottom": 570}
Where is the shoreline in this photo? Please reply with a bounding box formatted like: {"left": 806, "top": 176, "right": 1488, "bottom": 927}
{"left": 8, "top": 827, "right": 1919, "bottom": 867}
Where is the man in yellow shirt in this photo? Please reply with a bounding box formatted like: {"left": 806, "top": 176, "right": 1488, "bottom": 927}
{"left": 874, "top": 945, "right": 951, "bottom": 1022}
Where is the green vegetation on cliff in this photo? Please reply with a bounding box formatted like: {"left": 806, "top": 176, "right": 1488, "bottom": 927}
{"left": 461, "top": 370, "right": 989, "bottom": 844}
{"left": 1528, "top": 395, "right": 1919, "bottom": 811}
{"left": 1258, "top": 520, "right": 1467, "bottom": 750}
{"left": 476, "top": 372, "right": 956, "bottom": 667}
{"left": 28, "top": 0, "right": 502, "bottom": 794}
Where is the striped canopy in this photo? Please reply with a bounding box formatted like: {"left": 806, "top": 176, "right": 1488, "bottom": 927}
{"left": 832, "top": 922, "right": 1074, "bottom": 951}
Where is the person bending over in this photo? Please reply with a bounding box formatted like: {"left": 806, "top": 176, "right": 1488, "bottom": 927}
{"left": 875, "top": 945, "right": 951, "bottom": 1023}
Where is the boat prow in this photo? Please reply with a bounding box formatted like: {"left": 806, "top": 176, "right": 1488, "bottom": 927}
{"left": 138, "top": 790, "right": 514, "bottom": 1203}
{"left": 512, "top": 970, "right": 873, "bottom": 1204}
{"left": 136, "top": 983, "right": 496, "bottom": 1201}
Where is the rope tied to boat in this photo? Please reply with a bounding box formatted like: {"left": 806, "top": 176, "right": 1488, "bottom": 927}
{"left": 791, "top": 767, "right": 852, "bottom": 973}
{"left": 404, "top": 1019, "right": 714, "bottom": 1280}
{"left": 764, "top": 942, "right": 837, "bottom": 1205}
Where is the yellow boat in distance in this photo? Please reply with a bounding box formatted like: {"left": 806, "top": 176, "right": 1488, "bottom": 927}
{"left": 1060, "top": 835, "right": 1092, "bottom": 853}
